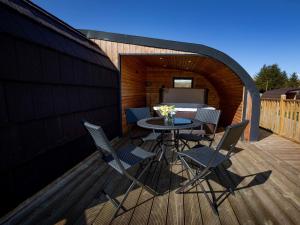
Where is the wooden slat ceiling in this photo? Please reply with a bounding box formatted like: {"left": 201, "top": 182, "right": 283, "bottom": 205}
{"left": 123, "top": 54, "right": 243, "bottom": 93}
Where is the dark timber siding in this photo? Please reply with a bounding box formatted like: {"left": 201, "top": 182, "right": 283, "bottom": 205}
{"left": 0, "top": 1, "right": 120, "bottom": 215}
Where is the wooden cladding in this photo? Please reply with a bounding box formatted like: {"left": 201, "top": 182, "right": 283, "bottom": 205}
{"left": 145, "top": 67, "right": 220, "bottom": 109}
{"left": 91, "top": 39, "right": 186, "bottom": 68}
{"left": 260, "top": 97, "right": 300, "bottom": 143}
{"left": 121, "top": 57, "right": 146, "bottom": 132}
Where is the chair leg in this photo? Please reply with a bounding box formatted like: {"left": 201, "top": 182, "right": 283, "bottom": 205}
{"left": 180, "top": 140, "right": 185, "bottom": 151}
{"left": 158, "top": 142, "right": 168, "bottom": 164}
{"left": 163, "top": 153, "right": 169, "bottom": 164}
{"left": 178, "top": 155, "right": 194, "bottom": 181}
{"left": 131, "top": 160, "right": 158, "bottom": 196}
{"left": 138, "top": 138, "right": 144, "bottom": 146}
{"left": 150, "top": 141, "right": 160, "bottom": 153}
{"left": 180, "top": 139, "right": 190, "bottom": 151}
{"left": 214, "top": 167, "right": 235, "bottom": 195}
{"left": 112, "top": 159, "right": 156, "bottom": 218}
{"left": 223, "top": 170, "right": 235, "bottom": 195}
{"left": 208, "top": 140, "right": 213, "bottom": 147}
{"left": 176, "top": 157, "right": 218, "bottom": 213}
{"left": 148, "top": 140, "right": 155, "bottom": 152}
{"left": 176, "top": 172, "right": 204, "bottom": 194}
{"left": 177, "top": 172, "right": 218, "bottom": 214}
{"left": 197, "top": 179, "right": 218, "bottom": 214}
{"left": 176, "top": 160, "right": 206, "bottom": 194}
{"left": 112, "top": 179, "right": 136, "bottom": 218}
{"left": 101, "top": 190, "right": 124, "bottom": 210}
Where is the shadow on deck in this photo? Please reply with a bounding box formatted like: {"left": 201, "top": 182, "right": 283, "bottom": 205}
{"left": 1, "top": 130, "right": 300, "bottom": 225}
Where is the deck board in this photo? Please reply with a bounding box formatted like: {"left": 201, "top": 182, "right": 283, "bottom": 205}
{"left": 166, "top": 152, "right": 184, "bottom": 225}
{"left": 128, "top": 159, "right": 162, "bottom": 225}
{"left": 255, "top": 129, "right": 300, "bottom": 171}
{"left": 182, "top": 170, "right": 203, "bottom": 225}
{"left": 1, "top": 129, "right": 300, "bottom": 225}
{"left": 147, "top": 159, "right": 172, "bottom": 225}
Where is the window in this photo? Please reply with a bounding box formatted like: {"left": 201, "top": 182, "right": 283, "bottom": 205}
{"left": 173, "top": 77, "right": 193, "bottom": 88}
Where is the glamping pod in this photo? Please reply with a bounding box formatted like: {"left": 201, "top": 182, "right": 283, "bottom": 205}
{"left": 80, "top": 30, "right": 260, "bottom": 142}
{"left": 0, "top": 0, "right": 120, "bottom": 214}
{"left": 0, "top": 0, "right": 259, "bottom": 215}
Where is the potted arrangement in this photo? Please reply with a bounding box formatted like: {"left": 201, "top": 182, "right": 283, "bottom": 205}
{"left": 159, "top": 105, "right": 176, "bottom": 124}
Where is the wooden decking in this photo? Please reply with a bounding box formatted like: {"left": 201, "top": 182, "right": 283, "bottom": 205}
{"left": 255, "top": 129, "right": 300, "bottom": 171}
{"left": 1, "top": 129, "right": 300, "bottom": 225}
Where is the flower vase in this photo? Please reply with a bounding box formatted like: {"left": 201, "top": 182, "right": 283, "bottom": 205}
{"left": 164, "top": 113, "right": 174, "bottom": 125}
{"left": 164, "top": 116, "right": 169, "bottom": 124}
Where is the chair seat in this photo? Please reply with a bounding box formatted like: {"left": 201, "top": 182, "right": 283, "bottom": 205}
{"left": 178, "top": 146, "right": 227, "bottom": 168}
{"left": 177, "top": 130, "right": 212, "bottom": 142}
{"left": 104, "top": 144, "right": 156, "bottom": 173}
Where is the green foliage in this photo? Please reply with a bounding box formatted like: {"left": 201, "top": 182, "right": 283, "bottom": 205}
{"left": 254, "top": 64, "right": 299, "bottom": 92}
{"left": 287, "top": 72, "right": 300, "bottom": 88}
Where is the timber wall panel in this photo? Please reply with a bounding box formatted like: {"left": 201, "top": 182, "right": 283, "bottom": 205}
{"left": 145, "top": 67, "right": 220, "bottom": 109}
{"left": 121, "top": 56, "right": 147, "bottom": 132}
{"left": 92, "top": 39, "right": 186, "bottom": 69}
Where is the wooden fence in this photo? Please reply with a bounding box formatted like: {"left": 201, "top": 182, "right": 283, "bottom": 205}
{"left": 260, "top": 95, "right": 300, "bottom": 142}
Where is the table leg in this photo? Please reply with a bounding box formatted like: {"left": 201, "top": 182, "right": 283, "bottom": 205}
{"left": 175, "top": 129, "right": 180, "bottom": 152}
{"left": 157, "top": 131, "right": 169, "bottom": 164}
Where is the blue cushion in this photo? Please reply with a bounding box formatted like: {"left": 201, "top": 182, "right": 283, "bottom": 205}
{"left": 125, "top": 107, "right": 151, "bottom": 124}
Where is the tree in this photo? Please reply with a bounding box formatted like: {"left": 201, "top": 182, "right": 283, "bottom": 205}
{"left": 287, "top": 72, "right": 300, "bottom": 88}
{"left": 254, "top": 64, "right": 288, "bottom": 92}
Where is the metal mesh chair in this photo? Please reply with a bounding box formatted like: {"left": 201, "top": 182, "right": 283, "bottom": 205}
{"left": 83, "top": 121, "right": 157, "bottom": 218}
{"left": 125, "top": 107, "right": 160, "bottom": 146}
{"left": 178, "top": 108, "right": 221, "bottom": 149}
{"left": 176, "top": 120, "right": 249, "bottom": 213}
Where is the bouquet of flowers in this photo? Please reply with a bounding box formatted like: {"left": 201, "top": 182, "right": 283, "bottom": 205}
{"left": 159, "top": 105, "right": 175, "bottom": 117}
{"left": 159, "top": 105, "right": 176, "bottom": 124}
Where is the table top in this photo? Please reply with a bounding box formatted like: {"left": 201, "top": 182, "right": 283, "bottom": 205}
{"left": 137, "top": 117, "right": 202, "bottom": 130}
{"left": 153, "top": 104, "right": 215, "bottom": 112}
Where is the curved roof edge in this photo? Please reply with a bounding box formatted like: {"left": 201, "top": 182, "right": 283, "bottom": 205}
{"left": 79, "top": 29, "right": 260, "bottom": 141}
{"left": 79, "top": 29, "right": 258, "bottom": 93}
{"left": 1, "top": 0, "right": 105, "bottom": 56}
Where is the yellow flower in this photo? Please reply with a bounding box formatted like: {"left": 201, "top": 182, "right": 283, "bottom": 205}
{"left": 159, "top": 105, "right": 175, "bottom": 117}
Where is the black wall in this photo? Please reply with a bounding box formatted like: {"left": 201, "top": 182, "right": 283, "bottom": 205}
{"left": 0, "top": 1, "right": 120, "bottom": 215}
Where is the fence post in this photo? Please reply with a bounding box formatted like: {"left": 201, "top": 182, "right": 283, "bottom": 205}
{"left": 279, "top": 94, "right": 286, "bottom": 134}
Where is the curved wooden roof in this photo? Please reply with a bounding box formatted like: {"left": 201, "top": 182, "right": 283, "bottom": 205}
{"left": 80, "top": 29, "right": 260, "bottom": 140}
{"left": 122, "top": 54, "right": 243, "bottom": 123}
{"left": 127, "top": 54, "right": 243, "bottom": 95}
{"left": 80, "top": 29, "right": 258, "bottom": 93}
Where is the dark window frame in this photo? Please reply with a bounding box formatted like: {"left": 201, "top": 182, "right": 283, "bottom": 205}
{"left": 173, "top": 77, "right": 194, "bottom": 88}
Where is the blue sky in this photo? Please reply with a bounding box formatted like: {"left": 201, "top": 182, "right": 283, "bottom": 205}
{"left": 33, "top": 0, "right": 299, "bottom": 77}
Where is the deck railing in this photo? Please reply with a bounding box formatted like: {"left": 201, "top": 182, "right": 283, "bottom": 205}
{"left": 260, "top": 95, "right": 300, "bottom": 142}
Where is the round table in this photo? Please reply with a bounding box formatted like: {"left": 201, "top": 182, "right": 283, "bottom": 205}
{"left": 137, "top": 117, "right": 202, "bottom": 162}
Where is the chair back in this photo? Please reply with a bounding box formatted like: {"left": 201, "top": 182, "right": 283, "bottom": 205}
{"left": 125, "top": 107, "right": 151, "bottom": 124}
{"left": 196, "top": 108, "right": 221, "bottom": 125}
{"left": 196, "top": 108, "right": 221, "bottom": 135}
{"left": 217, "top": 120, "right": 249, "bottom": 151}
{"left": 203, "top": 120, "right": 248, "bottom": 170}
{"left": 83, "top": 121, "right": 114, "bottom": 154}
{"left": 83, "top": 121, "right": 126, "bottom": 173}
